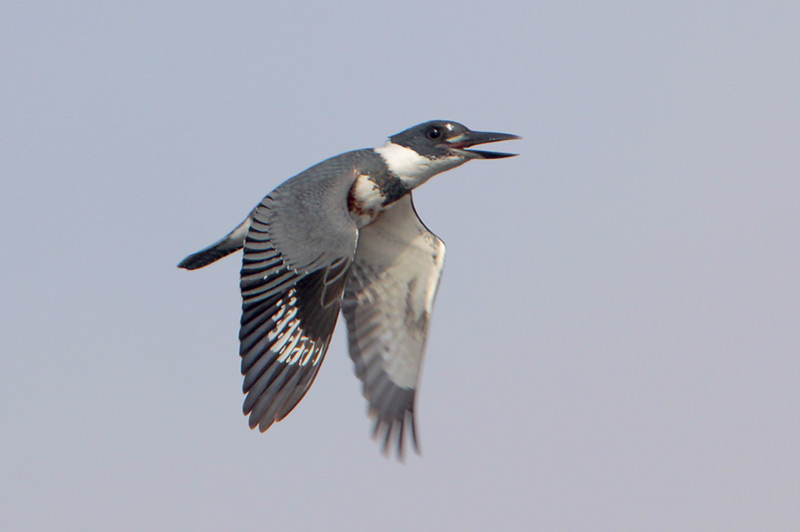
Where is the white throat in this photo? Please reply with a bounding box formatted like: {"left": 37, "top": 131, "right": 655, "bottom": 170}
{"left": 374, "top": 142, "right": 464, "bottom": 189}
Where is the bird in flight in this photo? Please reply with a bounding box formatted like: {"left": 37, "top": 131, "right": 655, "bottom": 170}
{"left": 179, "top": 120, "right": 519, "bottom": 458}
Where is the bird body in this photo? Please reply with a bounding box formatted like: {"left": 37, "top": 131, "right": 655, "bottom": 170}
{"left": 179, "top": 120, "right": 518, "bottom": 457}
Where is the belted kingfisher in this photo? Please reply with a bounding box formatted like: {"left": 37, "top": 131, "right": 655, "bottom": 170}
{"left": 179, "top": 120, "right": 519, "bottom": 457}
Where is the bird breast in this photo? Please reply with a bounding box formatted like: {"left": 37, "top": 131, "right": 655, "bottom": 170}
{"left": 348, "top": 173, "right": 390, "bottom": 228}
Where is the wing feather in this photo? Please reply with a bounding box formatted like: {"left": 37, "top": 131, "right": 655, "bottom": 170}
{"left": 238, "top": 169, "right": 358, "bottom": 432}
{"left": 341, "top": 193, "right": 446, "bottom": 458}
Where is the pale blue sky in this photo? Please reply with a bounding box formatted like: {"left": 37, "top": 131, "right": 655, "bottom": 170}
{"left": 2, "top": 2, "right": 799, "bottom": 531}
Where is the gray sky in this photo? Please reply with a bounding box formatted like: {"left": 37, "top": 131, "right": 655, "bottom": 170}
{"left": 2, "top": 2, "right": 799, "bottom": 531}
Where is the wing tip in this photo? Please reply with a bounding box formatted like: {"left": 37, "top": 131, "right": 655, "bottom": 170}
{"left": 370, "top": 411, "right": 420, "bottom": 461}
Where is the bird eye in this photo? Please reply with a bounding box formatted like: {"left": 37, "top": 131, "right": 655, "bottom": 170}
{"left": 426, "top": 126, "right": 442, "bottom": 140}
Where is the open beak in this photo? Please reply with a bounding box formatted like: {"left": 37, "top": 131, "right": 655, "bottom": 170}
{"left": 445, "top": 130, "right": 521, "bottom": 159}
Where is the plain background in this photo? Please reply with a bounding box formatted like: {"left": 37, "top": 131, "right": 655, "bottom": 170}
{"left": 2, "top": 2, "right": 798, "bottom": 531}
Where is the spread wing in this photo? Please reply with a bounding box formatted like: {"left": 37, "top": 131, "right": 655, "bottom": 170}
{"left": 239, "top": 168, "right": 359, "bottom": 432}
{"left": 341, "top": 193, "right": 446, "bottom": 457}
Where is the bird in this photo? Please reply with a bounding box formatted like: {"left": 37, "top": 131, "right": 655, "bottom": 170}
{"left": 178, "top": 120, "right": 519, "bottom": 458}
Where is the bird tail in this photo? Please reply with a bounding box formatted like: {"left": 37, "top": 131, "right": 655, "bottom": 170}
{"left": 178, "top": 215, "right": 252, "bottom": 270}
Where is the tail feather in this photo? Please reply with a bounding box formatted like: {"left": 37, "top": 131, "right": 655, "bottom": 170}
{"left": 178, "top": 215, "right": 252, "bottom": 270}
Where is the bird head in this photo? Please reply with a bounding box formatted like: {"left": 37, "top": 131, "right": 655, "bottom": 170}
{"left": 376, "top": 120, "right": 520, "bottom": 189}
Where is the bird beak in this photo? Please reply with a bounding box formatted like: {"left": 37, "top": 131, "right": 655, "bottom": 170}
{"left": 445, "top": 130, "right": 521, "bottom": 159}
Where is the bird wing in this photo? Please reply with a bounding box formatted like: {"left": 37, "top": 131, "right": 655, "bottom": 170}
{"left": 341, "top": 193, "right": 446, "bottom": 457}
{"left": 239, "top": 167, "right": 359, "bottom": 432}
